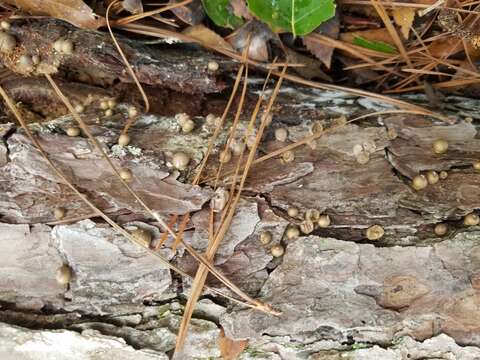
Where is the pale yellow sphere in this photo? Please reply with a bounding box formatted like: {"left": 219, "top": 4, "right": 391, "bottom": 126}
{"left": 464, "top": 213, "right": 479, "bottom": 226}
{"left": 426, "top": 171, "right": 439, "bottom": 185}
{"left": 219, "top": 149, "right": 232, "bottom": 164}
{"left": 412, "top": 175, "right": 428, "bottom": 190}
{"left": 230, "top": 139, "right": 245, "bottom": 156}
{"left": 366, "top": 225, "right": 385, "bottom": 240}
{"left": 246, "top": 134, "right": 256, "bottom": 150}
{"left": 118, "top": 134, "right": 131, "bottom": 146}
{"left": 282, "top": 150, "right": 295, "bottom": 163}
{"left": 271, "top": 244, "right": 284, "bottom": 257}
{"left": 176, "top": 113, "right": 190, "bottom": 126}
{"left": 119, "top": 168, "right": 133, "bottom": 181}
{"left": 53, "top": 39, "right": 64, "bottom": 52}
{"left": 207, "top": 61, "right": 219, "bottom": 72}
{"left": 0, "top": 20, "right": 11, "bottom": 31}
{"left": 107, "top": 99, "right": 117, "bottom": 109}
{"left": 205, "top": 113, "right": 220, "bottom": 127}
{"left": 61, "top": 39, "right": 74, "bottom": 54}
{"left": 56, "top": 265, "right": 72, "bottom": 285}
{"left": 434, "top": 223, "right": 447, "bottom": 236}
{"left": 473, "top": 161, "right": 480, "bottom": 171}
{"left": 66, "top": 127, "right": 80, "bottom": 137}
{"left": 318, "top": 214, "right": 331, "bottom": 228}
{"left": 439, "top": 171, "right": 448, "bottom": 179}
{"left": 172, "top": 152, "right": 190, "bottom": 170}
{"left": 287, "top": 206, "right": 299, "bottom": 218}
{"left": 18, "top": 55, "right": 33, "bottom": 70}
{"left": 105, "top": 109, "right": 113, "bottom": 117}
{"left": 128, "top": 106, "right": 138, "bottom": 118}
{"left": 74, "top": 104, "right": 84, "bottom": 114}
{"left": 54, "top": 207, "right": 66, "bottom": 220}
{"left": 356, "top": 151, "right": 370, "bottom": 165}
{"left": 432, "top": 139, "right": 448, "bottom": 154}
{"left": 286, "top": 226, "right": 300, "bottom": 240}
{"left": 259, "top": 231, "right": 272, "bottom": 245}
{"left": 275, "top": 128, "right": 288, "bottom": 142}
{"left": 181, "top": 119, "right": 195, "bottom": 133}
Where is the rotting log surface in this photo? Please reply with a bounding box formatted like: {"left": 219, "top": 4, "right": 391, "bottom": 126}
{"left": 0, "top": 20, "right": 480, "bottom": 360}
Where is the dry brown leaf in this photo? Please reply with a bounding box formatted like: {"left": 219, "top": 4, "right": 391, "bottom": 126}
{"left": 244, "top": 35, "right": 269, "bottom": 61}
{"left": 284, "top": 47, "right": 332, "bottom": 82}
{"left": 183, "top": 24, "right": 234, "bottom": 51}
{"left": 392, "top": 7, "right": 415, "bottom": 39}
{"left": 340, "top": 28, "right": 396, "bottom": 46}
{"left": 218, "top": 328, "right": 248, "bottom": 360}
{"left": 428, "top": 36, "right": 463, "bottom": 58}
{"left": 303, "top": 12, "right": 340, "bottom": 69}
{"left": 4, "top": 0, "right": 104, "bottom": 29}
{"left": 170, "top": 0, "right": 205, "bottom": 25}
{"left": 226, "top": 21, "right": 272, "bottom": 62}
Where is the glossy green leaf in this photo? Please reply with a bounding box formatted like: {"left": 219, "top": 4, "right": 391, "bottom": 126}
{"left": 202, "top": 0, "right": 244, "bottom": 29}
{"left": 247, "top": 0, "right": 336, "bottom": 36}
{"left": 353, "top": 36, "right": 398, "bottom": 54}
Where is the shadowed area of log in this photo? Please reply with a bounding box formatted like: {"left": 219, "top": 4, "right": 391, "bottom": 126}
{"left": 0, "top": 77, "right": 111, "bottom": 121}
{"left": 0, "top": 77, "right": 208, "bottom": 121}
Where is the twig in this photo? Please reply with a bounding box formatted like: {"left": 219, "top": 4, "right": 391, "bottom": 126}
{"left": 174, "top": 66, "right": 287, "bottom": 355}
{"left": 114, "top": 0, "right": 193, "bottom": 25}
{"left": 106, "top": 0, "right": 150, "bottom": 116}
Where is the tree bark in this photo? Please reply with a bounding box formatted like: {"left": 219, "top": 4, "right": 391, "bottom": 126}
{"left": 1, "top": 19, "right": 480, "bottom": 360}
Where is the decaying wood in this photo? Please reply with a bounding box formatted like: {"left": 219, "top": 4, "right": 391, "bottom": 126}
{"left": 0, "top": 20, "right": 480, "bottom": 360}
{"left": 0, "top": 79, "right": 480, "bottom": 359}
{"left": 0, "top": 19, "right": 232, "bottom": 94}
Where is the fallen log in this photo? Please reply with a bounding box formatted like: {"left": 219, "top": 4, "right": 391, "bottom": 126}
{"left": 0, "top": 20, "right": 479, "bottom": 359}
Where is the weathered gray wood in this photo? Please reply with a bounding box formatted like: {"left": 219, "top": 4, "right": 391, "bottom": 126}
{"left": 0, "top": 50, "right": 480, "bottom": 359}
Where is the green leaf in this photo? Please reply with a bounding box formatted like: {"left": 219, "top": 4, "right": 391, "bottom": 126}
{"left": 202, "top": 0, "right": 244, "bottom": 29}
{"left": 247, "top": 0, "right": 336, "bottom": 36}
{"left": 352, "top": 36, "right": 398, "bottom": 54}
